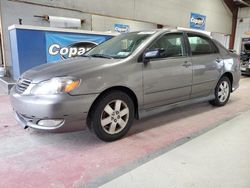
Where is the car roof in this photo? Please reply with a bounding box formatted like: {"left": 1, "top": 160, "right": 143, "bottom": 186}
{"left": 129, "top": 28, "right": 212, "bottom": 38}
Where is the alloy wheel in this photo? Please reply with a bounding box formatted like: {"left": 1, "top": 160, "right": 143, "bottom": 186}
{"left": 218, "top": 81, "right": 230, "bottom": 103}
{"left": 100, "top": 100, "right": 129, "bottom": 134}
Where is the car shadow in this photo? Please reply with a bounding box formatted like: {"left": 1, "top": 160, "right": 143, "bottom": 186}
{"left": 128, "top": 102, "right": 216, "bottom": 136}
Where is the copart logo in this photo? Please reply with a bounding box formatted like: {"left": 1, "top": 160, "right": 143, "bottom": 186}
{"left": 48, "top": 41, "right": 97, "bottom": 59}
{"left": 114, "top": 26, "right": 129, "bottom": 33}
{"left": 114, "top": 24, "right": 130, "bottom": 33}
{"left": 190, "top": 17, "right": 205, "bottom": 26}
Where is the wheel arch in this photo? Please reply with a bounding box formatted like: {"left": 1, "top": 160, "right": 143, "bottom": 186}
{"left": 86, "top": 86, "right": 139, "bottom": 129}
{"left": 220, "top": 72, "right": 233, "bottom": 92}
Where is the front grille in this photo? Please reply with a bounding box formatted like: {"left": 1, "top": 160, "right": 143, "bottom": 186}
{"left": 16, "top": 78, "right": 31, "bottom": 93}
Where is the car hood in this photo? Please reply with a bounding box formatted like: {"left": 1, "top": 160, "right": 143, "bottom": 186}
{"left": 21, "top": 57, "right": 120, "bottom": 83}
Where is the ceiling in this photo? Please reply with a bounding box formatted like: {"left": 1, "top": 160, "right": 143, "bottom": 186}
{"left": 233, "top": 0, "right": 250, "bottom": 7}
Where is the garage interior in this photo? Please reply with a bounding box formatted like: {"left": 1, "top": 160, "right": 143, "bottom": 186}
{"left": 0, "top": 0, "right": 250, "bottom": 187}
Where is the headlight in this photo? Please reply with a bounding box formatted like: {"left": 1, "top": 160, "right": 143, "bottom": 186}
{"left": 30, "top": 77, "right": 80, "bottom": 95}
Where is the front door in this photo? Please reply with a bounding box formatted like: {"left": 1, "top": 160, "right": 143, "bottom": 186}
{"left": 143, "top": 33, "right": 192, "bottom": 109}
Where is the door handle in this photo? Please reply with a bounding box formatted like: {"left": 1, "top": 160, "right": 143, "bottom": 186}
{"left": 182, "top": 61, "right": 192, "bottom": 67}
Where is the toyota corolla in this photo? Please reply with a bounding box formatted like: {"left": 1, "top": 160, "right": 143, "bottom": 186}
{"left": 10, "top": 29, "right": 241, "bottom": 141}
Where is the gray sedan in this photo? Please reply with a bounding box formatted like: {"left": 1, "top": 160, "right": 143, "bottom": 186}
{"left": 10, "top": 29, "right": 241, "bottom": 141}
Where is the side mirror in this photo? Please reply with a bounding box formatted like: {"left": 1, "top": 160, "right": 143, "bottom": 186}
{"left": 143, "top": 48, "right": 165, "bottom": 64}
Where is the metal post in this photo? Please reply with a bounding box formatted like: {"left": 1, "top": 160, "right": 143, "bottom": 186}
{"left": 0, "top": 0, "right": 6, "bottom": 68}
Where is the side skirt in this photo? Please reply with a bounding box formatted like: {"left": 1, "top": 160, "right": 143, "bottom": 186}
{"left": 138, "top": 95, "right": 215, "bottom": 119}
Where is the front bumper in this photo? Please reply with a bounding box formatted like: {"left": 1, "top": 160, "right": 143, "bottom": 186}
{"left": 13, "top": 111, "right": 84, "bottom": 132}
{"left": 10, "top": 87, "right": 98, "bottom": 132}
{"left": 241, "top": 61, "right": 250, "bottom": 75}
{"left": 241, "top": 69, "right": 250, "bottom": 75}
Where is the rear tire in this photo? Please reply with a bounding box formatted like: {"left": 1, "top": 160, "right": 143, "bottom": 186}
{"left": 209, "top": 76, "right": 231, "bottom": 107}
{"left": 91, "top": 91, "right": 134, "bottom": 142}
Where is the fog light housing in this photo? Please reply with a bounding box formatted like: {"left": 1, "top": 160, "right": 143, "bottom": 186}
{"left": 37, "top": 119, "right": 64, "bottom": 127}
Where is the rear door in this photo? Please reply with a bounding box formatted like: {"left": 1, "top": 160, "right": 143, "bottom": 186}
{"left": 187, "top": 33, "right": 222, "bottom": 98}
{"left": 143, "top": 32, "right": 192, "bottom": 109}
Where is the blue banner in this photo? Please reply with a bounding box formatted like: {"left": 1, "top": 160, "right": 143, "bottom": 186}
{"left": 114, "top": 24, "right": 130, "bottom": 33}
{"left": 190, "top": 13, "right": 206, "bottom": 31}
{"left": 45, "top": 32, "right": 112, "bottom": 62}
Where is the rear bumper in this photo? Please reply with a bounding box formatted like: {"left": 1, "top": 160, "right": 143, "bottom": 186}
{"left": 232, "top": 82, "right": 239, "bottom": 92}
{"left": 10, "top": 87, "right": 98, "bottom": 132}
{"left": 231, "top": 68, "right": 241, "bottom": 92}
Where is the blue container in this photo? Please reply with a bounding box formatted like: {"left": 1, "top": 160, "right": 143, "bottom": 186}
{"left": 9, "top": 25, "right": 115, "bottom": 80}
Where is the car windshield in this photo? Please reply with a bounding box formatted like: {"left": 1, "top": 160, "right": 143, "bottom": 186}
{"left": 85, "top": 31, "right": 154, "bottom": 59}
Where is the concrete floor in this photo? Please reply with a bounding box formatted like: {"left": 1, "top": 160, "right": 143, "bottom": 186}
{"left": 101, "top": 107, "right": 250, "bottom": 188}
{"left": 0, "top": 76, "right": 250, "bottom": 187}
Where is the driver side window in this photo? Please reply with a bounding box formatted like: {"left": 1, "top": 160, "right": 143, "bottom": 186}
{"left": 149, "top": 33, "right": 186, "bottom": 58}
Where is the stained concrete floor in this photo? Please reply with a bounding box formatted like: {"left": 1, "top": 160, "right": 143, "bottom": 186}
{"left": 0, "top": 76, "right": 250, "bottom": 188}
{"left": 101, "top": 107, "right": 250, "bottom": 188}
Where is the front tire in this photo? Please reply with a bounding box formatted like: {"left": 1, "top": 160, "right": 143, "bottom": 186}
{"left": 91, "top": 91, "right": 134, "bottom": 142}
{"left": 210, "top": 76, "right": 231, "bottom": 107}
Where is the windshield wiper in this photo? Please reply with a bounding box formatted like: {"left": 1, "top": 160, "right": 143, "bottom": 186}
{"left": 90, "top": 54, "right": 113, "bottom": 59}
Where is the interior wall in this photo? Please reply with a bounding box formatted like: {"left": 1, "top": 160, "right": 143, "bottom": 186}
{"left": 92, "top": 15, "right": 157, "bottom": 32}
{"left": 0, "top": 0, "right": 92, "bottom": 71}
{"left": 134, "top": 0, "right": 232, "bottom": 34}
{"left": 13, "top": 0, "right": 232, "bottom": 34}
{"left": 211, "top": 32, "right": 230, "bottom": 49}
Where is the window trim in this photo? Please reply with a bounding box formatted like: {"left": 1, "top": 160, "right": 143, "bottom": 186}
{"left": 186, "top": 33, "right": 219, "bottom": 56}
{"left": 148, "top": 55, "right": 189, "bottom": 63}
{"left": 138, "top": 31, "right": 188, "bottom": 62}
{"left": 213, "top": 39, "right": 229, "bottom": 55}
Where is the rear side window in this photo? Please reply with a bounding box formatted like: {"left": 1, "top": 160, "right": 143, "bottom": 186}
{"left": 149, "top": 33, "right": 186, "bottom": 58}
{"left": 188, "top": 34, "right": 219, "bottom": 55}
